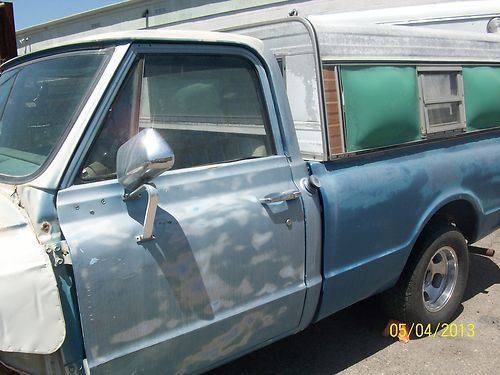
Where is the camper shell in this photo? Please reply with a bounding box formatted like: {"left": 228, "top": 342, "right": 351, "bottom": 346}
{"left": 232, "top": 17, "right": 500, "bottom": 160}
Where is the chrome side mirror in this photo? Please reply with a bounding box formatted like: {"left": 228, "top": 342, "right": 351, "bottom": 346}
{"left": 116, "top": 128, "right": 174, "bottom": 242}
{"left": 117, "top": 128, "right": 174, "bottom": 191}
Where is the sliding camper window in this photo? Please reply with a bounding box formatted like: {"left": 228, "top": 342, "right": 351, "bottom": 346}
{"left": 338, "top": 65, "right": 421, "bottom": 152}
{"left": 463, "top": 66, "right": 500, "bottom": 131}
{"left": 417, "top": 67, "right": 466, "bottom": 134}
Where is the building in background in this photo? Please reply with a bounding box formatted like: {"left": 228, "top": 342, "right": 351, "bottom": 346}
{"left": 0, "top": 1, "right": 16, "bottom": 64}
{"left": 15, "top": 0, "right": 500, "bottom": 54}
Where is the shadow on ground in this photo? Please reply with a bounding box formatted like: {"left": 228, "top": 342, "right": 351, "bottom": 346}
{"left": 463, "top": 253, "right": 500, "bottom": 301}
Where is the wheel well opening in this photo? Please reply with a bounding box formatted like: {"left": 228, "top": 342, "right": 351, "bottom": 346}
{"left": 395, "top": 200, "right": 477, "bottom": 293}
{"left": 426, "top": 200, "right": 478, "bottom": 244}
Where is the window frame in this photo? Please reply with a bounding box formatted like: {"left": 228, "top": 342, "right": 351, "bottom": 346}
{"left": 139, "top": 54, "right": 274, "bottom": 135}
{"left": 70, "top": 43, "right": 283, "bottom": 186}
{"left": 77, "top": 58, "right": 144, "bottom": 184}
{"left": 133, "top": 44, "right": 283, "bottom": 155}
{"left": 417, "top": 66, "right": 466, "bottom": 135}
{"left": 0, "top": 48, "right": 113, "bottom": 184}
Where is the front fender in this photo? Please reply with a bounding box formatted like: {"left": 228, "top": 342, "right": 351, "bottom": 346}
{"left": 0, "top": 193, "right": 66, "bottom": 354}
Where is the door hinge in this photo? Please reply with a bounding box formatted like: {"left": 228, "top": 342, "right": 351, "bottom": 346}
{"left": 45, "top": 240, "right": 72, "bottom": 267}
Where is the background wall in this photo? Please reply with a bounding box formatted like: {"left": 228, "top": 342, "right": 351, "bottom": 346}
{"left": 15, "top": 0, "right": 467, "bottom": 54}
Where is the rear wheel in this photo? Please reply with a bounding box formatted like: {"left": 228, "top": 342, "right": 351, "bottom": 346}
{"left": 422, "top": 245, "right": 459, "bottom": 312}
{"left": 388, "top": 222, "right": 469, "bottom": 326}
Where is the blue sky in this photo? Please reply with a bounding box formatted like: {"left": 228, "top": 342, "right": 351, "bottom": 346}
{"left": 11, "top": 0, "right": 124, "bottom": 29}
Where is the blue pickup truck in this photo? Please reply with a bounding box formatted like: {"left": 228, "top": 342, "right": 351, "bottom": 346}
{"left": 0, "top": 24, "right": 499, "bottom": 375}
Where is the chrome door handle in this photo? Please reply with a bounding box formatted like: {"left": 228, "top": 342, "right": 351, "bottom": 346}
{"left": 259, "top": 190, "right": 302, "bottom": 204}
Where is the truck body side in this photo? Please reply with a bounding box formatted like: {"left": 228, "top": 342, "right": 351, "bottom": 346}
{"left": 235, "top": 18, "right": 500, "bottom": 320}
{"left": 312, "top": 132, "right": 500, "bottom": 319}
{"left": 0, "top": 25, "right": 499, "bottom": 374}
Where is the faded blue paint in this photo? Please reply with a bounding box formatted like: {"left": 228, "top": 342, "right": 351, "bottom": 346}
{"left": 58, "top": 156, "right": 307, "bottom": 374}
{"left": 55, "top": 42, "right": 310, "bottom": 374}
{"left": 310, "top": 130, "right": 500, "bottom": 320}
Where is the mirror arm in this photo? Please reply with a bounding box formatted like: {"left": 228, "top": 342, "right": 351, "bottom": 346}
{"left": 124, "top": 183, "right": 159, "bottom": 242}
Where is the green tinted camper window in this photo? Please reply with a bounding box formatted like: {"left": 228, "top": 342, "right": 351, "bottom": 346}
{"left": 463, "top": 67, "right": 500, "bottom": 131}
{"left": 340, "top": 66, "right": 421, "bottom": 151}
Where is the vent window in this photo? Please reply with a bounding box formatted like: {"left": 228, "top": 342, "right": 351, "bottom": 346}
{"left": 417, "top": 67, "right": 466, "bottom": 135}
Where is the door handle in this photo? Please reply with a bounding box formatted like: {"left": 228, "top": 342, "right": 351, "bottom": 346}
{"left": 259, "top": 190, "right": 302, "bottom": 204}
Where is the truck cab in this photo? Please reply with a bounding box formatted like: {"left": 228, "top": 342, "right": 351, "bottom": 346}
{"left": 0, "top": 31, "right": 322, "bottom": 374}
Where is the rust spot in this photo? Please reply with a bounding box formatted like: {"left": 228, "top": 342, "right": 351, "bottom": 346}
{"left": 41, "top": 221, "right": 51, "bottom": 233}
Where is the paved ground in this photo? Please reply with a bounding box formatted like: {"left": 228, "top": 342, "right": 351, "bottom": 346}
{"left": 209, "top": 230, "right": 500, "bottom": 375}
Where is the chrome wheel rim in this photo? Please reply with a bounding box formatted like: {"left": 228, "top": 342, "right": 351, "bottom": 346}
{"left": 422, "top": 246, "right": 458, "bottom": 312}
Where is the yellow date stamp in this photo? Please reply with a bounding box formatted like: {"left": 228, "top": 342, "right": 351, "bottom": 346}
{"left": 389, "top": 322, "right": 475, "bottom": 338}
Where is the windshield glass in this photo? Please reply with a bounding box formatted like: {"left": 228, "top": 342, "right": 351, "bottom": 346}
{"left": 0, "top": 51, "right": 108, "bottom": 178}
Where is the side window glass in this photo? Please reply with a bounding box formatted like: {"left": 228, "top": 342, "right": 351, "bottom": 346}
{"left": 0, "top": 70, "right": 17, "bottom": 131}
{"left": 79, "top": 61, "right": 142, "bottom": 182}
{"left": 139, "top": 54, "right": 275, "bottom": 170}
{"left": 79, "top": 53, "right": 275, "bottom": 183}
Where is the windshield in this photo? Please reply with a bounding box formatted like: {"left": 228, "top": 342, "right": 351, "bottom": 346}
{"left": 0, "top": 50, "right": 109, "bottom": 179}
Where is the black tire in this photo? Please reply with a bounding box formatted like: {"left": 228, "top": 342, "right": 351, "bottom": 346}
{"left": 385, "top": 222, "right": 469, "bottom": 327}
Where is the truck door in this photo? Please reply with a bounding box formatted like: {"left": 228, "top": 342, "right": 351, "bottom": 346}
{"left": 56, "top": 44, "right": 306, "bottom": 374}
